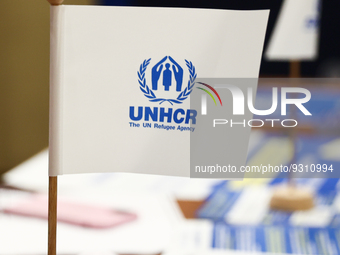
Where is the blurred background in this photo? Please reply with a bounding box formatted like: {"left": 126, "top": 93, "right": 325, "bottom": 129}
{"left": 1, "top": 0, "right": 340, "bottom": 176}
{"left": 1, "top": 1, "right": 340, "bottom": 255}
{"left": 0, "top": 0, "right": 94, "bottom": 179}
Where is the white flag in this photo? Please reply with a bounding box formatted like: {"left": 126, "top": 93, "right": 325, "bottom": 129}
{"left": 49, "top": 5, "right": 269, "bottom": 176}
{"left": 266, "top": 0, "right": 321, "bottom": 60}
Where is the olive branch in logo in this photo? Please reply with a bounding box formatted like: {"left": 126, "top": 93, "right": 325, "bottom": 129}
{"left": 137, "top": 58, "right": 197, "bottom": 105}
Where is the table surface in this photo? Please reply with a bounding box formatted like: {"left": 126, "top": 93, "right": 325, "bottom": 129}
{"left": 0, "top": 149, "right": 220, "bottom": 255}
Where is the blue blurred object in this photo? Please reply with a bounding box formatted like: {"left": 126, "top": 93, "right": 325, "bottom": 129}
{"left": 212, "top": 223, "right": 340, "bottom": 254}
{"left": 200, "top": 178, "right": 340, "bottom": 253}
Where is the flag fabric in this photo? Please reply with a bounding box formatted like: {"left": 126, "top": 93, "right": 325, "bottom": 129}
{"left": 49, "top": 5, "right": 269, "bottom": 176}
{"left": 265, "top": 0, "right": 321, "bottom": 61}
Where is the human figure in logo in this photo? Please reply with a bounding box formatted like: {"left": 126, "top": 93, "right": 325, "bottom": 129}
{"left": 169, "top": 56, "right": 183, "bottom": 92}
{"left": 162, "top": 63, "right": 172, "bottom": 91}
{"left": 151, "top": 56, "right": 167, "bottom": 91}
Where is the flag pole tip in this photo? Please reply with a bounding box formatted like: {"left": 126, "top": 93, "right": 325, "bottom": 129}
{"left": 47, "top": 0, "right": 64, "bottom": 5}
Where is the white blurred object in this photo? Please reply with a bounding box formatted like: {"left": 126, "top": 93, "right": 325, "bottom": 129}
{"left": 78, "top": 252, "right": 117, "bottom": 255}
{"left": 266, "top": 0, "right": 321, "bottom": 60}
{"left": 164, "top": 219, "right": 213, "bottom": 255}
{"left": 290, "top": 206, "right": 334, "bottom": 227}
{"left": 225, "top": 186, "right": 272, "bottom": 225}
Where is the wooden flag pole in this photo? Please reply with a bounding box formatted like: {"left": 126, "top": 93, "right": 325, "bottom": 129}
{"left": 289, "top": 60, "right": 301, "bottom": 79}
{"left": 270, "top": 60, "right": 314, "bottom": 211}
{"left": 48, "top": 176, "right": 58, "bottom": 255}
{"left": 47, "top": 2, "right": 63, "bottom": 255}
{"left": 288, "top": 60, "right": 300, "bottom": 184}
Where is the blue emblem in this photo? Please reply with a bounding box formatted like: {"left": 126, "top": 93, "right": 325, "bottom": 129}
{"left": 138, "top": 56, "right": 196, "bottom": 105}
